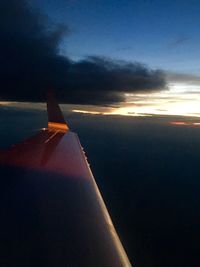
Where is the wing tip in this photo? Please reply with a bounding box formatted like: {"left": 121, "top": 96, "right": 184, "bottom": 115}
{"left": 47, "top": 91, "right": 69, "bottom": 132}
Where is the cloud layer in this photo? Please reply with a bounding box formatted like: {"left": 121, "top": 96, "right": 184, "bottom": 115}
{"left": 0, "top": 0, "right": 166, "bottom": 105}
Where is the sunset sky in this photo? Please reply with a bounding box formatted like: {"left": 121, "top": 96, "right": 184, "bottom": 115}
{"left": 1, "top": 0, "right": 200, "bottom": 117}
{"left": 26, "top": 0, "right": 200, "bottom": 116}
{"left": 1, "top": 2, "right": 200, "bottom": 266}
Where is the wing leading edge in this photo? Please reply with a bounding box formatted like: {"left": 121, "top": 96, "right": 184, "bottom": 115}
{"left": 0, "top": 98, "right": 131, "bottom": 267}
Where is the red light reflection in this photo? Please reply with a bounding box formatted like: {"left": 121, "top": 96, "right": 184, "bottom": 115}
{"left": 0, "top": 130, "right": 91, "bottom": 180}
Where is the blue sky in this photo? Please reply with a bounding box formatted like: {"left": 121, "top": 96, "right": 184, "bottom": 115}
{"left": 33, "top": 0, "right": 200, "bottom": 73}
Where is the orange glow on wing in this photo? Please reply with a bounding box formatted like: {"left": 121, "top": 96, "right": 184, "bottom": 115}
{"left": 0, "top": 130, "right": 91, "bottom": 180}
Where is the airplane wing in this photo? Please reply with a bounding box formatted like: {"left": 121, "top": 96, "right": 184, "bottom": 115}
{"left": 0, "top": 96, "right": 131, "bottom": 267}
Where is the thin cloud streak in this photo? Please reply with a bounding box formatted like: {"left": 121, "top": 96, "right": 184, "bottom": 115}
{"left": 166, "top": 71, "right": 200, "bottom": 85}
{"left": 170, "top": 36, "right": 191, "bottom": 47}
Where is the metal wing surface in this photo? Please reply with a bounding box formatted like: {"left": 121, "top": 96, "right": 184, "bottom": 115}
{"left": 0, "top": 98, "right": 131, "bottom": 267}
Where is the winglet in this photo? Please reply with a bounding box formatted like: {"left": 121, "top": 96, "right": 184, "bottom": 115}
{"left": 47, "top": 91, "right": 69, "bottom": 132}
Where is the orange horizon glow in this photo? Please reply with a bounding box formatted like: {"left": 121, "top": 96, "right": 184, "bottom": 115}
{"left": 1, "top": 82, "right": 200, "bottom": 118}
{"left": 170, "top": 121, "right": 200, "bottom": 126}
{"left": 70, "top": 83, "right": 200, "bottom": 118}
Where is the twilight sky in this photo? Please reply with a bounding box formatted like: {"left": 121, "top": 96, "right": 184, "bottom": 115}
{"left": 31, "top": 0, "right": 200, "bottom": 117}
{"left": 1, "top": 0, "right": 200, "bottom": 117}
{"left": 33, "top": 0, "right": 200, "bottom": 73}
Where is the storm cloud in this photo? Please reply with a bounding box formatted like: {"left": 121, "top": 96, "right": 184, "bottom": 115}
{"left": 0, "top": 0, "right": 166, "bottom": 105}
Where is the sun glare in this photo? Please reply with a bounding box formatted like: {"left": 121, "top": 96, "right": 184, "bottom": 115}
{"left": 109, "top": 83, "right": 200, "bottom": 117}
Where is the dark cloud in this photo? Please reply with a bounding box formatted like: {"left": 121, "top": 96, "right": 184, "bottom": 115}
{"left": 0, "top": 0, "right": 166, "bottom": 105}
{"left": 63, "top": 57, "right": 166, "bottom": 105}
{"left": 0, "top": 0, "right": 71, "bottom": 101}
